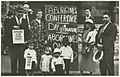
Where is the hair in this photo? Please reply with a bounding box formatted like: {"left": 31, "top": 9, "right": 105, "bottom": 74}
{"left": 35, "top": 9, "right": 42, "bottom": 15}
{"left": 102, "top": 12, "right": 111, "bottom": 17}
{"left": 85, "top": 8, "right": 92, "bottom": 12}
{"left": 33, "top": 9, "right": 43, "bottom": 19}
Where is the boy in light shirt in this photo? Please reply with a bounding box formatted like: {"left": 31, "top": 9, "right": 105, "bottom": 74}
{"left": 60, "top": 37, "right": 73, "bottom": 74}
{"left": 51, "top": 48, "right": 65, "bottom": 75}
{"left": 24, "top": 42, "right": 37, "bottom": 76}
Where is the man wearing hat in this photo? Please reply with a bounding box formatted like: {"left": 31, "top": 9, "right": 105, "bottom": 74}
{"left": 60, "top": 37, "right": 73, "bottom": 74}
{"left": 4, "top": 6, "right": 31, "bottom": 75}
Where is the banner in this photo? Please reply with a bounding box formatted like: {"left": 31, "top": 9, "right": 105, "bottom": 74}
{"left": 12, "top": 29, "right": 24, "bottom": 44}
{"left": 25, "top": 55, "right": 32, "bottom": 70}
{"left": 45, "top": 5, "right": 78, "bottom": 48}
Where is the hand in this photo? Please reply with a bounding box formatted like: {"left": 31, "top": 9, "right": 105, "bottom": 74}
{"left": 13, "top": 26, "right": 19, "bottom": 29}
{"left": 97, "top": 44, "right": 103, "bottom": 47}
{"left": 24, "top": 41, "right": 28, "bottom": 44}
{"left": 53, "top": 69, "right": 56, "bottom": 72}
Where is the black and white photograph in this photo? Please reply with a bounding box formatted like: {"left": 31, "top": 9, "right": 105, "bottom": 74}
{"left": 1, "top": 0, "right": 119, "bottom": 76}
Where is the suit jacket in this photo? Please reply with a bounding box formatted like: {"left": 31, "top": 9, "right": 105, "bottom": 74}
{"left": 4, "top": 16, "right": 31, "bottom": 47}
{"left": 95, "top": 22, "right": 117, "bottom": 50}
{"left": 23, "top": 13, "right": 34, "bottom": 26}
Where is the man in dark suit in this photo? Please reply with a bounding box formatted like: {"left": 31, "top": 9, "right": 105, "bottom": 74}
{"left": 23, "top": 3, "right": 33, "bottom": 30}
{"left": 95, "top": 12, "right": 117, "bottom": 75}
{"left": 4, "top": 7, "right": 31, "bottom": 75}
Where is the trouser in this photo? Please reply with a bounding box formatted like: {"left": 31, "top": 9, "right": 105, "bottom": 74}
{"left": 54, "top": 64, "right": 64, "bottom": 75}
{"left": 26, "top": 61, "right": 36, "bottom": 76}
{"left": 100, "top": 46, "right": 114, "bottom": 75}
{"left": 9, "top": 44, "right": 25, "bottom": 75}
{"left": 63, "top": 59, "right": 70, "bottom": 74}
{"left": 42, "top": 71, "right": 50, "bottom": 75}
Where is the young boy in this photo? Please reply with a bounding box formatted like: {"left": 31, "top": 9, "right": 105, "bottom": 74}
{"left": 24, "top": 42, "right": 37, "bottom": 76}
{"left": 51, "top": 48, "right": 65, "bottom": 75}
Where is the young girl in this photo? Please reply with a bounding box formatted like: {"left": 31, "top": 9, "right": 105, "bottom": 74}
{"left": 40, "top": 47, "right": 52, "bottom": 75}
{"left": 51, "top": 48, "right": 65, "bottom": 75}
{"left": 24, "top": 42, "right": 37, "bottom": 76}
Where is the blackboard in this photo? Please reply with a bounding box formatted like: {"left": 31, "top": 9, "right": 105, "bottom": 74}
{"left": 45, "top": 5, "right": 78, "bottom": 70}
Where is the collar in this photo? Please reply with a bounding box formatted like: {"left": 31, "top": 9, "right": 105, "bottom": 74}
{"left": 28, "top": 48, "right": 33, "bottom": 50}
{"left": 36, "top": 18, "right": 41, "bottom": 24}
{"left": 86, "top": 14, "right": 91, "bottom": 19}
{"left": 63, "top": 46, "right": 68, "bottom": 48}
{"left": 15, "top": 16, "right": 23, "bottom": 25}
{"left": 103, "top": 21, "right": 111, "bottom": 31}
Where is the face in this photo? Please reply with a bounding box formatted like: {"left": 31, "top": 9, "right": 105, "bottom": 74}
{"left": 85, "top": 9, "right": 91, "bottom": 16}
{"left": 84, "top": 23, "right": 91, "bottom": 30}
{"left": 36, "top": 11, "right": 42, "bottom": 19}
{"left": 102, "top": 14, "right": 110, "bottom": 24}
{"left": 23, "top": 4, "right": 29, "bottom": 13}
{"left": 45, "top": 50, "right": 50, "bottom": 55}
{"left": 54, "top": 53, "right": 60, "bottom": 58}
{"left": 17, "top": 12, "right": 23, "bottom": 19}
{"left": 63, "top": 42, "right": 68, "bottom": 47}
{"left": 28, "top": 45, "right": 34, "bottom": 49}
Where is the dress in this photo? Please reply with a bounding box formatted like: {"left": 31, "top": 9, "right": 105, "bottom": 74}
{"left": 80, "top": 30, "right": 96, "bottom": 72}
{"left": 40, "top": 54, "right": 52, "bottom": 72}
{"left": 31, "top": 19, "right": 45, "bottom": 55}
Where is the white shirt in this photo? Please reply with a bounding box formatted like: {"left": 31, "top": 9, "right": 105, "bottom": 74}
{"left": 40, "top": 54, "right": 52, "bottom": 72}
{"left": 60, "top": 46, "right": 73, "bottom": 62}
{"left": 103, "top": 21, "right": 111, "bottom": 32}
{"left": 86, "top": 29, "right": 98, "bottom": 44}
{"left": 51, "top": 57, "right": 65, "bottom": 72}
{"left": 24, "top": 48, "right": 37, "bottom": 63}
{"left": 15, "top": 16, "right": 23, "bottom": 25}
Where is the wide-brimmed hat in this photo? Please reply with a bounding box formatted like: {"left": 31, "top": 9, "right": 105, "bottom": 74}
{"left": 85, "top": 19, "right": 93, "bottom": 24}
{"left": 53, "top": 48, "right": 61, "bottom": 54}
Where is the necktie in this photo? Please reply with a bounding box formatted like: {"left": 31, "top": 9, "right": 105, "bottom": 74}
{"left": 26, "top": 15, "right": 31, "bottom": 30}
{"left": 18, "top": 18, "right": 21, "bottom": 25}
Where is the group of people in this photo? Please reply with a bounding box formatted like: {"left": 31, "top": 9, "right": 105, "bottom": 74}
{"left": 24, "top": 37, "right": 73, "bottom": 75}
{"left": 79, "top": 8, "right": 117, "bottom": 75}
{"left": 3, "top": 3, "right": 117, "bottom": 76}
{"left": 3, "top": 3, "right": 46, "bottom": 75}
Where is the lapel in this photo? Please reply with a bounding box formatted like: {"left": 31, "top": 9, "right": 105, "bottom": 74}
{"left": 103, "top": 23, "right": 112, "bottom": 34}
{"left": 15, "top": 16, "right": 23, "bottom": 25}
